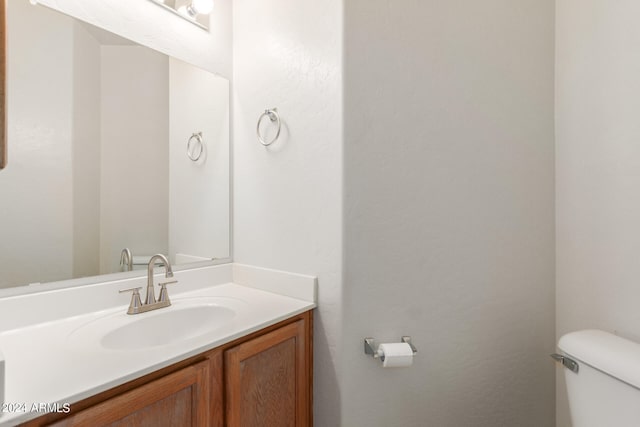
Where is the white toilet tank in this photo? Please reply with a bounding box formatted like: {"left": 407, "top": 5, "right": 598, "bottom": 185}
{"left": 558, "top": 329, "right": 640, "bottom": 427}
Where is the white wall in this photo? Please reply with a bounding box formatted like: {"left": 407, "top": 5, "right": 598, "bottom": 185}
{"left": 234, "top": 0, "right": 555, "bottom": 425}
{"left": 232, "top": 0, "right": 343, "bottom": 425}
{"left": 0, "top": 0, "right": 75, "bottom": 287}
{"left": 169, "top": 58, "right": 230, "bottom": 262}
{"left": 35, "top": 0, "right": 231, "bottom": 77}
{"left": 343, "top": 1, "right": 556, "bottom": 425}
{"left": 72, "top": 21, "right": 101, "bottom": 279}
{"left": 555, "top": 1, "right": 640, "bottom": 425}
{"left": 99, "top": 47, "right": 169, "bottom": 273}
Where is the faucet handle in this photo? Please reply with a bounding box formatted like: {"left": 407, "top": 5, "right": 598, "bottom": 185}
{"left": 159, "top": 280, "right": 178, "bottom": 286}
{"left": 157, "top": 280, "right": 178, "bottom": 304}
{"left": 119, "top": 286, "right": 143, "bottom": 294}
{"left": 119, "top": 287, "right": 143, "bottom": 315}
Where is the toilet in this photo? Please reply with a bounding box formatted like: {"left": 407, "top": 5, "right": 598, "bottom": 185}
{"left": 556, "top": 329, "right": 640, "bottom": 426}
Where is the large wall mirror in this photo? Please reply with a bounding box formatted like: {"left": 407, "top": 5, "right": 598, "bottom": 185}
{"left": 0, "top": 1, "right": 230, "bottom": 292}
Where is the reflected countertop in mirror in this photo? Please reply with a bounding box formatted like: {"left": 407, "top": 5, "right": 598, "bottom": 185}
{"left": 0, "top": 1, "right": 230, "bottom": 292}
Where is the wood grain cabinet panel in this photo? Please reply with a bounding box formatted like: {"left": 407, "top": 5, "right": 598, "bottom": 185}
{"left": 49, "top": 359, "right": 210, "bottom": 427}
{"left": 225, "top": 320, "right": 309, "bottom": 427}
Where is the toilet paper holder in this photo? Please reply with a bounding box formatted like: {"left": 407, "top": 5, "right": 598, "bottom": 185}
{"left": 364, "top": 336, "right": 418, "bottom": 359}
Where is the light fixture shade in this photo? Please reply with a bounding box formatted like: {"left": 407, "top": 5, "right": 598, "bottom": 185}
{"left": 191, "top": 0, "right": 213, "bottom": 15}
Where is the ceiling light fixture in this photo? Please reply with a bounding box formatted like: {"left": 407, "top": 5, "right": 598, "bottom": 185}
{"left": 181, "top": 0, "right": 214, "bottom": 17}
{"left": 148, "top": 0, "right": 212, "bottom": 30}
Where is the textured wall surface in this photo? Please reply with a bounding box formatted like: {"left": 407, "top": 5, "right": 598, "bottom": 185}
{"left": 72, "top": 21, "right": 101, "bottom": 279}
{"left": 556, "top": 1, "right": 640, "bottom": 425}
{"left": 99, "top": 47, "right": 169, "bottom": 273}
{"left": 232, "top": 0, "right": 343, "bottom": 425}
{"left": 1, "top": 0, "right": 75, "bottom": 288}
{"left": 343, "top": 1, "right": 556, "bottom": 425}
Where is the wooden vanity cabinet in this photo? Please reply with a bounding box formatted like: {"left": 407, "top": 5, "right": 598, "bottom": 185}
{"left": 48, "top": 360, "right": 211, "bottom": 427}
{"left": 21, "top": 311, "right": 312, "bottom": 427}
{"left": 225, "top": 319, "right": 310, "bottom": 426}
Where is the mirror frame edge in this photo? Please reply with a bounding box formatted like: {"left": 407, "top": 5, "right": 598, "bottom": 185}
{"left": 0, "top": 0, "right": 6, "bottom": 170}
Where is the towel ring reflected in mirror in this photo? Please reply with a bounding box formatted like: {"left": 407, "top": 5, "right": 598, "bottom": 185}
{"left": 187, "top": 132, "right": 204, "bottom": 161}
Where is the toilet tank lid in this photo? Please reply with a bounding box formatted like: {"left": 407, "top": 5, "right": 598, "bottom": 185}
{"left": 559, "top": 329, "right": 640, "bottom": 389}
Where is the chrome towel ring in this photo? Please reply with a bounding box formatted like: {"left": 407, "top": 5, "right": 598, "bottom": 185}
{"left": 187, "top": 132, "right": 204, "bottom": 161}
{"left": 256, "top": 108, "right": 281, "bottom": 146}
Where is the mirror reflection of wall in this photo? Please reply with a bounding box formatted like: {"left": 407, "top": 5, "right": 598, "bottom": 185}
{"left": 0, "top": 1, "right": 230, "bottom": 289}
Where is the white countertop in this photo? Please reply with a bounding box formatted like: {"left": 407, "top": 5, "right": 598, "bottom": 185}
{"left": 0, "top": 263, "right": 316, "bottom": 426}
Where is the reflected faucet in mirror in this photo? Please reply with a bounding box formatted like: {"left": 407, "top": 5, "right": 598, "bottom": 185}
{"left": 119, "top": 248, "right": 133, "bottom": 272}
{"left": 119, "top": 254, "right": 178, "bottom": 315}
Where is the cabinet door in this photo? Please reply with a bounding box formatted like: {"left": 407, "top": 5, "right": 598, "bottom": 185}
{"left": 225, "top": 320, "right": 309, "bottom": 427}
{"left": 50, "top": 360, "right": 210, "bottom": 427}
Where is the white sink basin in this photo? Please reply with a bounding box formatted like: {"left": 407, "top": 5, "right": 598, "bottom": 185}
{"left": 102, "top": 304, "right": 235, "bottom": 350}
{"left": 68, "top": 297, "right": 244, "bottom": 351}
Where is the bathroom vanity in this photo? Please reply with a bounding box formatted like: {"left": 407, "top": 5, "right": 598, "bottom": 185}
{"left": 0, "top": 3, "right": 316, "bottom": 426}
{"left": 22, "top": 311, "right": 312, "bottom": 426}
{"left": 0, "top": 264, "right": 316, "bottom": 427}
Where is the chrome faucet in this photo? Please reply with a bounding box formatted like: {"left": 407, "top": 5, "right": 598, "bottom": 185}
{"left": 145, "top": 254, "right": 173, "bottom": 305}
{"left": 119, "top": 248, "right": 133, "bottom": 272}
{"left": 119, "top": 254, "right": 178, "bottom": 314}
